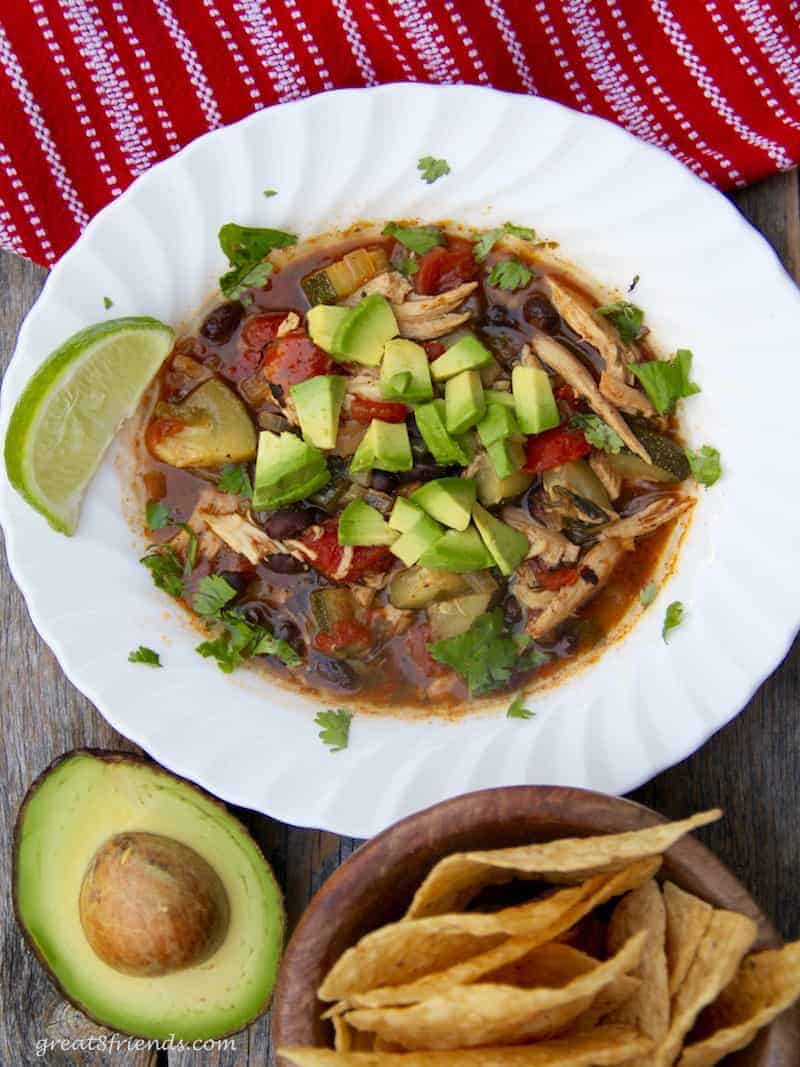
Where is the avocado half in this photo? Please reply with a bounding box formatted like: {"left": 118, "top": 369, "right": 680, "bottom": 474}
{"left": 13, "top": 750, "right": 284, "bottom": 1041}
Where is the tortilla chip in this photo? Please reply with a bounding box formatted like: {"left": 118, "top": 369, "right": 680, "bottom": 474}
{"left": 484, "top": 943, "right": 598, "bottom": 987}
{"left": 663, "top": 882, "right": 713, "bottom": 997}
{"left": 344, "top": 930, "right": 647, "bottom": 1050}
{"left": 339, "top": 858, "right": 660, "bottom": 1007}
{"left": 332, "top": 1016, "right": 351, "bottom": 1052}
{"left": 566, "top": 974, "right": 641, "bottom": 1032}
{"left": 677, "top": 940, "right": 800, "bottom": 1067}
{"left": 407, "top": 811, "right": 721, "bottom": 917}
{"left": 650, "top": 909, "right": 758, "bottom": 1067}
{"left": 605, "top": 879, "right": 669, "bottom": 1056}
{"left": 279, "top": 1023, "right": 653, "bottom": 1065}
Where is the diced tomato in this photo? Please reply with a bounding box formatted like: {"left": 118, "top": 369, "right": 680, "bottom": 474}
{"left": 532, "top": 563, "right": 580, "bottom": 591}
{"left": 349, "top": 395, "right": 409, "bottom": 424}
{"left": 142, "top": 470, "right": 166, "bottom": 500}
{"left": 145, "top": 418, "right": 185, "bottom": 455}
{"left": 300, "top": 519, "right": 394, "bottom": 582}
{"left": 414, "top": 236, "right": 478, "bottom": 295}
{"left": 405, "top": 622, "right": 450, "bottom": 677}
{"left": 423, "top": 340, "right": 446, "bottom": 360}
{"left": 523, "top": 427, "right": 591, "bottom": 473}
{"left": 223, "top": 346, "right": 265, "bottom": 383}
{"left": 240, "top": 312, "right": 287, "bottom": 349}
{"left": 262, "top": 331, "right": 333, "bottom": 391}
{"left": 554, "top": 385, "right": 581, "bottom": 419}
{"left": 313, "top": 619, "right": 372, "bottom": 656}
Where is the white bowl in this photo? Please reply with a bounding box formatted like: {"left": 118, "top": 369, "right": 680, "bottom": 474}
{"left": 2, "top": 85, "right": 799, "bottom": 837}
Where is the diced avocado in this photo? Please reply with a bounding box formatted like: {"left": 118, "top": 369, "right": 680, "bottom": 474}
{"left": 331, "top": 294, "right": 397, "bottom": 366}
{"left": 414, "top": 401, "right": 470, "bottom": 465}
{"left": 487, "top": 438, "right": 520, "bottom": 479}
{"left": 410, "top": 477, "right": 477, "bottom": 532}
{"left": 512, "top": 365, "right": 560, "bottom": 434}
{"left": 476, "top": 450, "right": 534, "bottom": 506}
{"left": 430, "top": 334, "right": 493, "bottom": 381}
{"left": 477, "top": 403, "right": 519, "bottom": 447}
{"left": 253, "top": 430, "right": 329, "bottom": 508}
{"left": 338, "top": 499, "right": 398, "bottom": 547}
{"left": 390, "top": 513, "right": 444, "bottom": 567}
{"left": 349, "top": 419, "right": 413, "bottom": 473}
{"left": 289, "top": 374, "right": 346, "bottom": 450}
{"left": 418, "top": 525, "right": 495, "bottom": 573}
{"left": 389, "top": 496, "right": 424, "bottom": 532}
{"left": 472, "top": 502, "right": 529, "bottom": 576}
{"left": 306, "top": 305, "right": 350, "bottom": 355}
{"left": 445, "top": 370, "right": 485, "bottom": 435}
{"left": 486, "top": 390, "right": 516, "bottom": 410}
{"left": 380, "top": 339, "right": 433, "bottom": 403}
{"left": 428, "top": 592, "right": 494, "bottom": 642}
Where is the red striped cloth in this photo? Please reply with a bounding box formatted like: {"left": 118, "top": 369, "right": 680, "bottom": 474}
{"left": 1, "top": 1, "right": 798, "bottom": 266}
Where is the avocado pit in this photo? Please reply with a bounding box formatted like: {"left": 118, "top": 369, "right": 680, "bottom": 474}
{"left": 79, "top": 831, "right": 230, "bottom": 977}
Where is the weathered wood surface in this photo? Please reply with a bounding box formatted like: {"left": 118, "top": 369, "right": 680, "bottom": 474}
{"left": 1, "top": 170, "right": 798, "bottom": 1066}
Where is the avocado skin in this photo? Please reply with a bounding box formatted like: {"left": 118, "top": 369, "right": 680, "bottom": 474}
{"left": 12, "top": 749, "right": 285, "bottom": 1042}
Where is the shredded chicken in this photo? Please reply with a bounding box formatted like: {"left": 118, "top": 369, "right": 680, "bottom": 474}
{"left": 398, "top": 310, "right": 472, "bottom": 341}
{"left": 342, "top": 271, "right": 412, "bottom": 306}
{"left": 509, "top": 566, "right": 556, "bottom": 612}
{"left": 343, "top": 370, "right": 382, "bottom": 407}
{"left": 276, "top": 311, "right": 301, "bottom": 338}
{"left": 528, "top": 540, "right": 627, "bottom": 638}
{"left": 375, "top": 602, "right": 415, "bottom": 637}
{"left": 532, "top": 335, "right": 650, "bottom": 463}
{"left": 597, "top": 496, "right": 693, "bottom": 541}
{"left": 501, "top": 506, "right": 580, "bottom": 567}
{"left": 599, "top": 370, "right": 655, "bottom": 417}
{"left": 393, "top": 282, "right": 478, "bottom": 322}
{"left": 519, "top": 342, "right": 544, "bottom": 371}
{"left": 332, "top": 545, "right": 355, "bottom": 582}
{"left": 199, "top": 512, "right": 277, "bottom": 566}
{"left": 589, "top": 453, "right": 623, "bottom": 502}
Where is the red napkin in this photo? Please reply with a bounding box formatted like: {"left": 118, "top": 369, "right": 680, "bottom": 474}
{"left": 1, "top": 1, "right": 798, "bottom": 266}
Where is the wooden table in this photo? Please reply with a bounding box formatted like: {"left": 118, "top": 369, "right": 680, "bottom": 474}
{"left": 2, "top": 172, "right": 799, "bottom": 1066}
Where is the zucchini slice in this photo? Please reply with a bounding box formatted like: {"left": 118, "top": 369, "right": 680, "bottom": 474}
{"left": 302, "top": 247, "right": 390, "bottom": 306}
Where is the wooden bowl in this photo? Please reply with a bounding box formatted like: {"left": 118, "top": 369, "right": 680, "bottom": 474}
{"left": 272, "top": 786, "right": 799, "bottom": 1066}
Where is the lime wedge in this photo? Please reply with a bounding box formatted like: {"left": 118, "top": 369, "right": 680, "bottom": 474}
{"left": 4, "top": 317, "right": 173, "bottom": 534}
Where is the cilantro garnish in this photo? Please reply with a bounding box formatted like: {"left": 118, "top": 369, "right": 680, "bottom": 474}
{"left": 128, "top": 646, "right": 162, "bottom": 667}
{"left": 396, "top": 253, "right": 419, "bottom": 277}
{"left": 428, "top": 609, "right": 533, "bottom": 695}
{"left": 196, "top": 610, "right": 301, "bottom": 673}
{"left": 382, "top": 223, "right": 443, "bottom": 255}
{"left": 474, "top": 222, "right": 537, "bottom": 262}
{"left": 218, "top": 222, "right": 296, "bottom": 300}
{"left": 218, "top": 463, "right": 253, "bottom": 498}
{"left": 570, "top": 414, "right": 624, "bottom": 454}
{"left": 315, "top": 708, "right": 353, "bottom": 752}
{"left": 507, "top": 695, "right": 535, "bottom": 720}
{"left": 140, "top": 548, "right": 184, "bottom": 598}
{"left": 488, "top": 258, "right": 534, "bottom": 292}
{"left": 145, "top": 500, "right": 172, "bottom": 530}
{"left": 628, "top": 274, "right": 640, "bottom": 293}
{"left": 263, "top": 189, "right": 277, "bottom": 198}
{"left": 417, "top": 156, "right": 450, "bottom": 184}
{"left": 180, "top": 524, "right": 198, "bottom": 575}
{"left": 663, "top": 601, "right": 685, "bottom": 643}
{"left": 629, "top": 348, "right": 701, "bottom": 415}
{"left": 686, "top": 445, "right": 721, "bottom": 487}
{"left": 597, "top": 300, "right": 645, "bottom": 345}
{"left": 640, "top": 581, "right": 658, "bottom": 608}
{"left": 192, "top": 575, "right": 239, "bottom": 617}
{"left": 102, "top": 296, "right": 113, "bottom": 310}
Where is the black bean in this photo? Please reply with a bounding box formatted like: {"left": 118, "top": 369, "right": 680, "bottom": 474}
{"left": 397, "top": 462, "right": 460, "bottom": 484}
{"left": 265, "top": 553, "right": 307, "bottom": 574}
{"left": 257, "top": 507, "right": 315, "bottom": 539}
{"left": 503, "top": 595, "right": 522, "bottom": 628}
{"left": 269, "top": 382, "right": 284, "bottom": 402}
{"left": 371, "top": 471, "right": 398, "bottom": 493}
{"left": 200, "top": 301, "right": 244, "bottom": 344}
{"left": 273, "top": 617, "right": 302, "bottom": 648}
{"left": 240, "top": 602, "right": 272, "bottom": 627}
{"left": 312, "top": 655, "right": 359, "bottom": 692}
{"left": 523, "top": 294, "right": 560, "bottom": 334}
{"left": 216, "top": 570, "right": 248, "bottom": 595}
{"left": 483, "top": 303, "right": 516, "bottom": 329}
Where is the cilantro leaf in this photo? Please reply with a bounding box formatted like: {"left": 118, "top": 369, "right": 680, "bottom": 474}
{"left": 263, "top": 188, "right": 277, "bottom": 198}
{"left": 428, "top": 609, "right": 522, "bottom": 695}
{"left": 629, "top": 349, "right": 701, "bottom": 414}
{"left": 315, "top": 708, "right": 352, "bottom": 752}
{"left": 417, "top": 156, "right": 450, "bottom": 184}
{"left": 140, "top": 548, "right": 184, "bottom": 598}
{"left": 179, "top": 523, "right": 198, "bottom": 575}
{"left": 146, "top": 500, "right": 172, "bottom": 530}
{"left": 128, "top": 645, "right": 162, "bottom": 667}
{"left": 395, "top": 253, "right": 419, "bottom": 277}
{"left": 474, "top": 222, "right": 537, "bottom": 262}
{"left": 507, "top": 694, "right": 535, "bottom": 720}
{"left": 488, "top": 258, "right": 534, "bottom": 292}
{"left": 382, "top": 223, "right": 443, "bottom": 255}
{"left": 640, "top": 580, "right": 658, "bottom": 608}
{"left": 196, "top": 606, "right": 301, "bottom": 673}
{"left": 663, "top": 601, "right": 685, "bottom": 643}
{"left": 570, "top": 414, "right": 624, "bottom": 454}
{"left": 596, "top": 300, "right": 645, "bottom": 344}
{"left": 218, "top": 223, "right": 296, "bottom": 299}
{"left": 253, "top": 631, "right": 302, "bottom": 666}
{"left": 192, "top": 575, "right": 238, "bottom": 617}
{"left": 686, "top": 445, "right": 721, "bottom": 487}
{"left": 218, "top": 463, "right": 253, "bottom": 498}
{"left": 103, "top": 296, "right": 113, "bottom": 310}
{"left": 628, "top": 274, "right": 640, "bottom": 293}
{"left": 196, "top": 635, "right": 240, "bottom": 674}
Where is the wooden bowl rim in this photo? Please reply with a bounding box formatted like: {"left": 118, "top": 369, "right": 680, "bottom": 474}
{"left": 272, "top": 784, "right": 799, "bottom": 1065}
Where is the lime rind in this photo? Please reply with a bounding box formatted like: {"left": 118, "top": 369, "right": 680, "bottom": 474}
{"left": 4, "top": 317, "right": 173, "bottom": 535}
